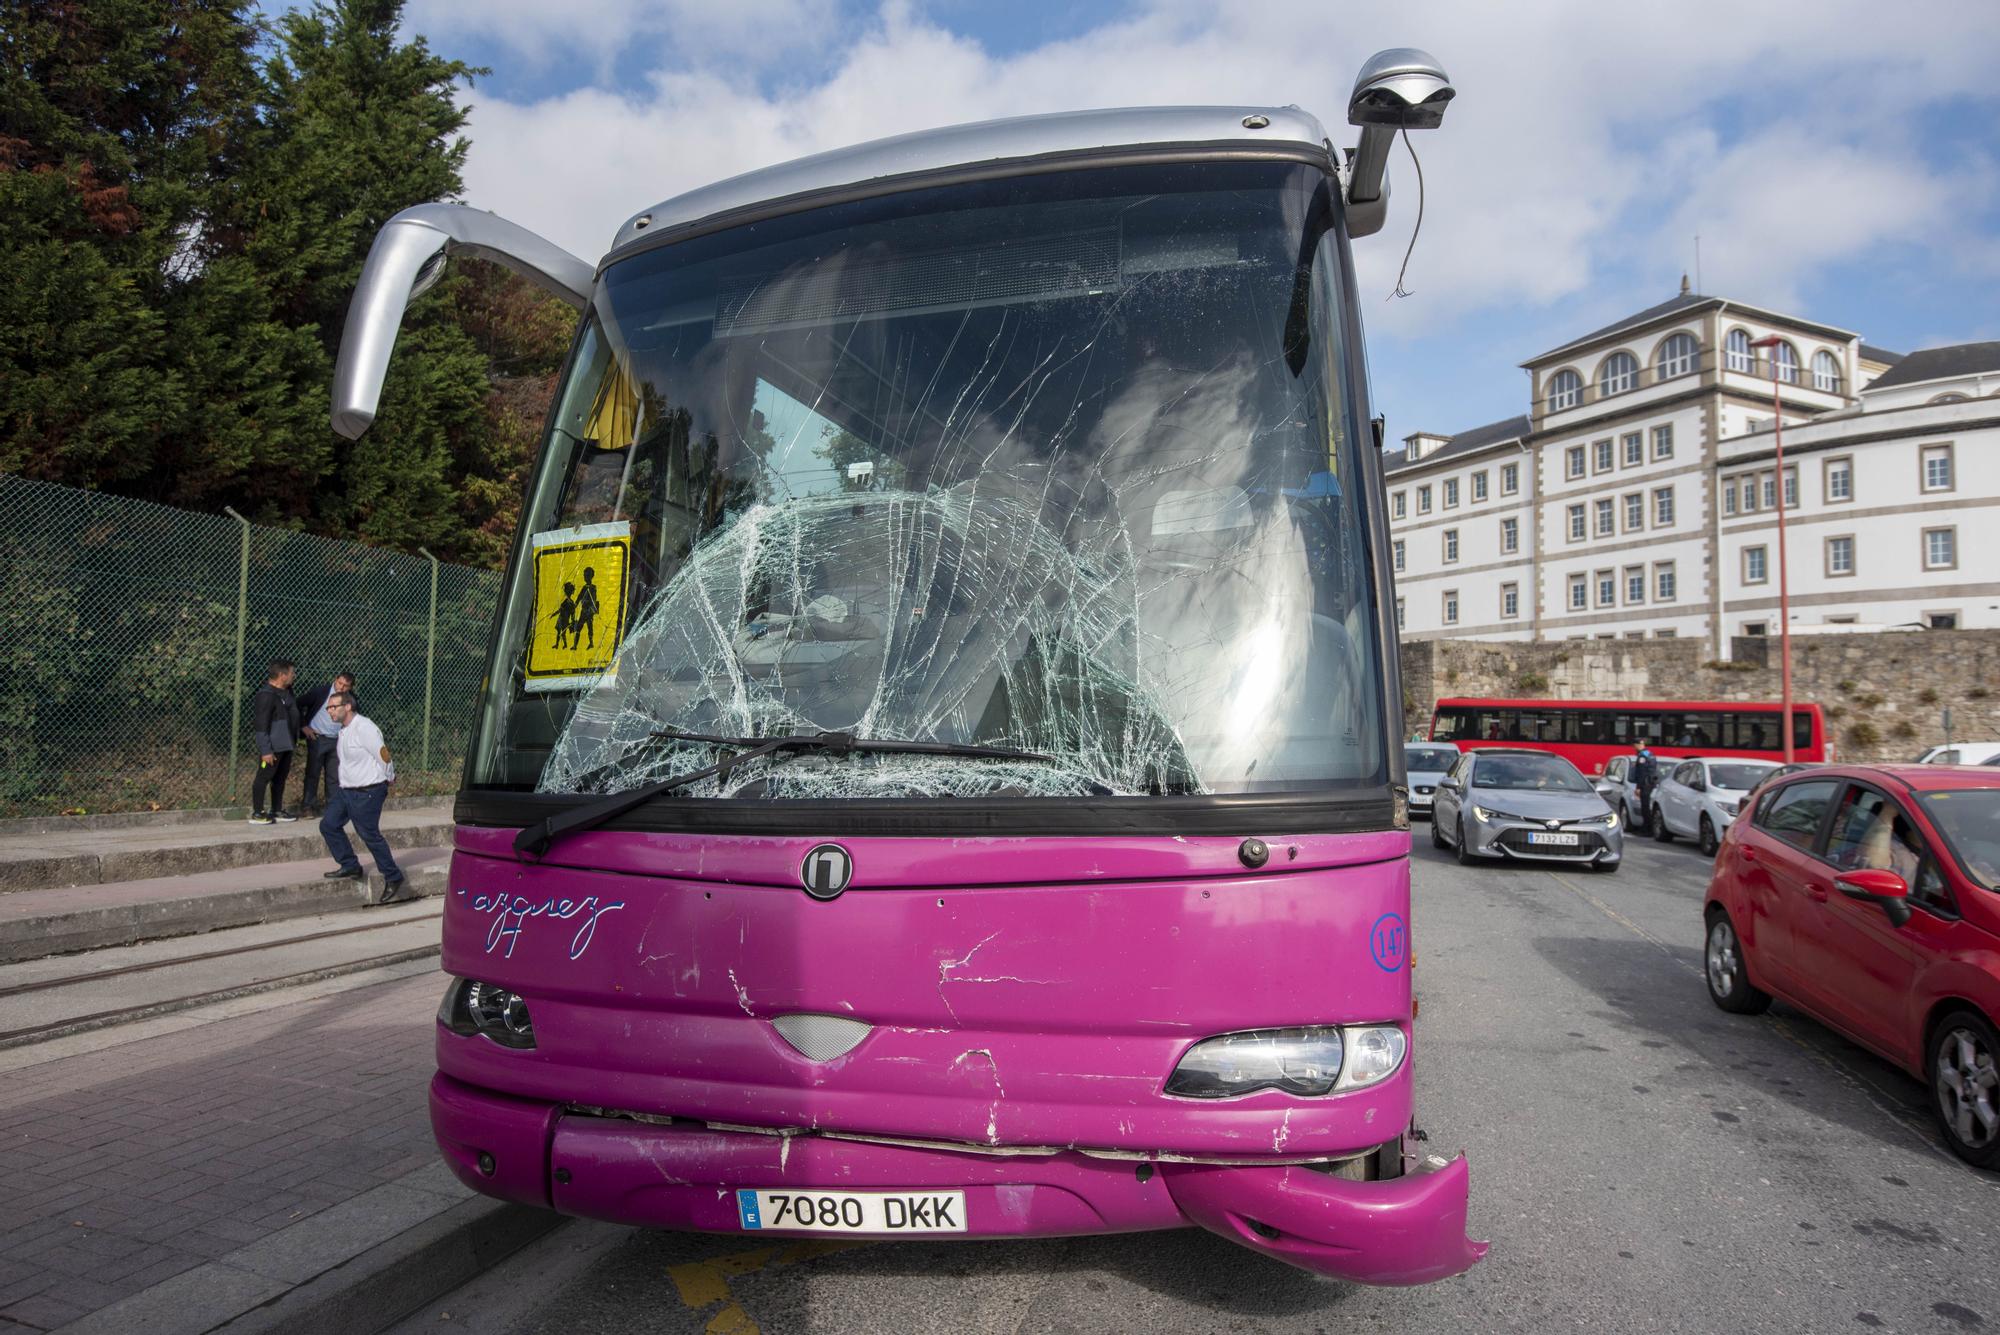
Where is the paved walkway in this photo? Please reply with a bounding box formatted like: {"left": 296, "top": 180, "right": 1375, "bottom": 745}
{"left": 0, "top": 970, "right": 446, "bottom": 1331}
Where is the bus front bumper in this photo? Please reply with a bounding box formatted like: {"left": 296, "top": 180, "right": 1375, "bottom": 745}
{"left": 431, "top": 1074, "right": 1484, "bottom": 1285}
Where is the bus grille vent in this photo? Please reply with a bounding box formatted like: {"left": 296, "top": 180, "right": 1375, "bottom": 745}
{"left": 772, "top": 1013, "right": 874, "bottom": 1062}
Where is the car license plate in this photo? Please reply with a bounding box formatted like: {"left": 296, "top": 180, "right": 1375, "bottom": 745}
{"left": 736, "top": 1188, "right": 966, "bottom": 1233}
{"left": 1527, "top": 831, "right": 1579, "bottom": 846}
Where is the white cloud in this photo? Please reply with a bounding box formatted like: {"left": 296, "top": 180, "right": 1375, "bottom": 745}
{"left": 450, "top": 0, "right": 2000, "bottom": 345}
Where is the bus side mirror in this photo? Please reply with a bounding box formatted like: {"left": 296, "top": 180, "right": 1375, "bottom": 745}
{"left": 333, "top": 204, "right": 596, "bottom": 439}
{"left": 1343, "top": 47, "right": 1456, "bottom": 238}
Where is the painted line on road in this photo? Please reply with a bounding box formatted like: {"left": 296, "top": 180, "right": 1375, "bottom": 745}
{"left": 668, "top": 1239, "right": 870, "bottom": 1332}
{"left": 1540, "top": 868, "right": 1984, "bottom": 1180}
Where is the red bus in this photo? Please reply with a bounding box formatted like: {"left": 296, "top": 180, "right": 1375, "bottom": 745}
{"left": 1428, "top": 697, "right": 1829, "bottom": 774}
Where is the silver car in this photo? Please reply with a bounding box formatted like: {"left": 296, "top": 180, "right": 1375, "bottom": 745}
{"left": 1405, "top": 744, "right": 1461, "bottom": 820}
{"left": 1430, "top": 748, "right": 1623, "bottom": 872}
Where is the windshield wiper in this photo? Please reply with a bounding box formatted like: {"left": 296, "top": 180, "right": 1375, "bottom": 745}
{"left": 513, "top": 731, "right": 1067, "bottom": 858}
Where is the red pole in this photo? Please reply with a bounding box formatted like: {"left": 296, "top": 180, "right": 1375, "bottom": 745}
{"left": 1751, "top": 336, "right": 1795, "bottom": 763}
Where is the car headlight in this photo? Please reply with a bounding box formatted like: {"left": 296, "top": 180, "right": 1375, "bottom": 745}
{"left": 1472, "top": 805, "right": 1525, "bottom": 822}
{"left": 439, "top": 976, "right": 537, "bottom": 1049}
{"left": 1718, "top": 800, "right": 1739, "bottom": 816}
{"left": 1164, "top": 1024, "right": 1407, "bottom": 1098}
{"left": 1580, "top": 810, "right": 1619, "bottom": 828}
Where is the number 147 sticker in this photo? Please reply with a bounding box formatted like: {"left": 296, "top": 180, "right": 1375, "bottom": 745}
{"left": 1371, "top": 912, "right": 1408, "bottom": 972}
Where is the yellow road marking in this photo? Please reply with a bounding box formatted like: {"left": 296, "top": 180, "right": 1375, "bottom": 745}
{"left": 670, "top": 1238, "right": 873, "bottom": 1331}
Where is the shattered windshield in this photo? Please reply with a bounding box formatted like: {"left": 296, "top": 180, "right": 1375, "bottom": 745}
{"left": 466, "top": 161, "right": 1389, "bottom": 802}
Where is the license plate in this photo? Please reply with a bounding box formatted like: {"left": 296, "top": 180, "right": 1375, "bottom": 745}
{"left": 1527, "top": 831, "right": 1580, "bottom": 846}
{"left": 736, "top": 1189, "right": 967, "bottom": 1233}
{"left": 1415, "top": 786, "right": 1434, "bottom": 795}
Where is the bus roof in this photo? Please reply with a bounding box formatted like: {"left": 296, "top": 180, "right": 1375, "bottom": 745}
{"left": 604, "top": 105, "right": 1332, "bottom": 262}
{"left": 1433, "top": 697, "right": 1822, "bottom": 714}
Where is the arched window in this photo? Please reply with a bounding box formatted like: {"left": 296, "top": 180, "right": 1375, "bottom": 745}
{"left": 1929, "top": 392, "right": 1970, "bottom": 405}
{"left": 1811, "top": 350, "right": 1841, "bottom": 393}
{"left": 1598, "top": 351, "right": 1639, "bottom": 397}
{"left": 1725, "top": 329, "right": 1754, "bottom": 373}
{"left": 1546, "top": 369, "right": 1582, "bottom": 411}
{"left": 1656, "top": 333, "right": 1698, "bottom": 380}
{"left": 1773, "top": 342, "right": 1799, "bottom": 384}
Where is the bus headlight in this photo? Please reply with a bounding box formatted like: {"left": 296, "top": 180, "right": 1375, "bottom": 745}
{"left": 439, "top": 976, "right": 537, "bottom": 1049}
{"left": 1166, "top": 1026, "right": 1343, "bottom": 1098}
{"left": 1334, "top": 1025, "right": 1408, "bottom": 1090}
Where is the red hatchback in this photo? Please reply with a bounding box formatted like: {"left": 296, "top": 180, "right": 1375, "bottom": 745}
{"left": 1702, "top": 765, "right": 2000, "bottom": 1168}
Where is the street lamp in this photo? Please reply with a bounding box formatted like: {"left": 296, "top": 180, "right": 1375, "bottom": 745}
{"left": 1749, "top": 335, "right": 1795, "bottom": 763}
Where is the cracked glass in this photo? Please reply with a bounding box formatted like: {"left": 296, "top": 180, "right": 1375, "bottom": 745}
{"left": 466, "top": 161, "right": 1389, "bottom": 802}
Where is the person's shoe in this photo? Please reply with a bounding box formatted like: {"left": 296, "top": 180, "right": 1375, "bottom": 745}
{"left": 378, "top": 877, "right": 413, "bottom": 905}
{"left": 273, "top": 809, "right": 299, "bottom": 823}
{"left": 322, "top": 866, "right": 364, "bottom": 881}
{"left": 247, "top": 811, "right": 276, "bottom": 825}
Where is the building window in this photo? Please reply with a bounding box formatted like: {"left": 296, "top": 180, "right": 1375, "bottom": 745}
{"left": 1825, "top": 615, "right": 1858, "bottom": 625}
{"left": 1622, "top": 431, "right": 1643, "bottom": 466}
{"left": 1783, "top": 466, "right": 1798, "bottom": 508}
{"left": 1655, "top": 629, "right": 1678, "bottom": 639}
{"left": 1625, "top": 630, "right": 1647, "bottom": 640}
{"left": 1443, "top": 589, "right": 1459, "bottom": 625}
{"left": 1773, "top": 341, "right": 1800, "bottom": 384}
{"left": 1443, "top": 478, "right": 1460, "bottom": 508}
{"left": 1924, "top": 527, "right": 1957, "bottom": 570}
{"left": 1418, "top": 485, "right": 1432, "bottom": 513}
{"left": 1651, "top": 423, "right": 1674, "bottom": 459}
{"left": 1743, "top": 621, "right": 1769, "bottom": 637}
{"left": 1596, "top": 570, "right": 1616, "bottom": 607}
{"left": 1826, "top": 535, "right": 1854, "bottom": 577}
{"left": 1595, "top": 498, "right": 1615, "bottom": 536}
{"left": 1392, "top": 490, "right": 1406, "bottom": 519}
{"left": 1500, "top": 462, "right": 1519, "bottom": 495}
{"left": 1593, "top": 438, "right": 1614, "bottom": 473}
{"left": 1547, "top": 369, "right": 1583, "bottom": 412}
{"left": 1825, "top": 456, "right": 1852, "bottom": 503}
{"left": 1761, "top": 473, "right": 1776, "bottom": 510}
{"left": 1443, "top": 528, "right": 1459, "bottom": 563}
{"left": 1812, "top": 350, "right": 1841, "bottom": 393}
{"left": 1566, "top": 445, "right": 1586, "bottom": 479}
{"left": 1725, "top": 328, "right": 1755, "bottom": 372}
{"left": 1393, "top": 539, "right": 1405, "bottom": 572}
{"left": 1656, "top": 561, "right": 1677, "bottom": 602}
{"left": 1922, "top": 443, "right": 1955, "bottom": 492}
{"left": 1567, "top": 504, "right": 1586, "bottom": 541}
{"left": 1598, "top": 352, "right": 1639, "bottom": 397}
{"left": 1722, "top": 479, "right": 1737, "bottom": 516}
{"left": 1625, "top": 565, "right": 1645, "bottom": 603}
{"left": 1927, "top": 612, "right": 1959, "bottom": 630}
{"left": 1501, "top": 516, "right": 1519, "bottom": 553}
{"left": 1657, "top": 332, "right": 1698, "bottom": 380}
{"left": 1653, "top": 486, "right": 1675, "bottom": 527}
{"left": 1472, "top": 470, "right": 1488, "bottom": 502}
{"left": 1396, "top": 597, "right": 1405, "bottom": 630}
{"left": 1930, "top": 392, "right": 1971, "bottom": 405}
{"left": 1744, "top": 545, "right": 1769, "bottom": 583}
{"left": 1569, "top": 574, "right": 1588, "bottom": 610}
{"left": 1502, "top": 583, "right": 1520, "bottom": 619}
{"left": 1624, "top": 492, "right": 1643, "bottom": 530}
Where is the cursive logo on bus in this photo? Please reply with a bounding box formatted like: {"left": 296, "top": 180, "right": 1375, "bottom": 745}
{"left": 1370, "top": 912, "right": 1408, "bottom": 973}
{"left": 455, "top": 886, "right": 626, "bottom": 960}
{"left": 800, "top": 844, "right": 853, "bottom": 900}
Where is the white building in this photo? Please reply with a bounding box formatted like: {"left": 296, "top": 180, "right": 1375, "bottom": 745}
{"left": 1385, "top": 285, "right": 2000, "bottom": 656}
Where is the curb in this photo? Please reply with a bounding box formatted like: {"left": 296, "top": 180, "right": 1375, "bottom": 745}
{"left": 53, "top": 1166, "right": 563, "bottom": 1335}
{"left": 0, "top": 795, "right": 451, "bottom": 836}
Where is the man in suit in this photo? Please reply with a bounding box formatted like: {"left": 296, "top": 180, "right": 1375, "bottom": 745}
{"left": 297, "top": 670, "right": 356, "bottom": 816}
{"left": 249, "top": 659, "right": 301, "bottom": 825}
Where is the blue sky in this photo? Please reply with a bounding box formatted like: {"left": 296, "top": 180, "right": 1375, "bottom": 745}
{"left": 397, "top": 0, "right": 2000, "bottom": 440}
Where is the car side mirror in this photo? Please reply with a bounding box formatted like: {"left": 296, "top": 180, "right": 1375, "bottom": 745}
{"left": 1438, "top": 777, "right": 1459, "bottom": 791}
{"left": 1836, "top": 868, "right": 1912, "bottom": 926}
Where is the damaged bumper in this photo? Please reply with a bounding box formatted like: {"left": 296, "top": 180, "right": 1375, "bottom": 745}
{"left": 431, "top": 1074, "right": 1484, "bottom": 1285}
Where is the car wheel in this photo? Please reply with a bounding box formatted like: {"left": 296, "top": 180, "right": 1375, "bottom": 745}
{"left": 1929, "top": 1010, "right": 2000, "bottom": 1170}
{"left": 1699, "top": 814, "right": 1719, "bottom": 857}
{"left": 1704, "top": 910, "right": 1771, "bottom": 1015}
{"left": 1652, "top": 806, "right": 1674, "bottom": 842}
{"left": 1430, "top": 813, "right": 1446, "bottom": 849}
{"left": 1454, "top": 817, "right": 1477, "bottom": 866}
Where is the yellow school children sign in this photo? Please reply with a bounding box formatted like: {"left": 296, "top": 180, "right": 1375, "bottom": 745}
{"left": 525, "top": 522, "right": 630, "bottom": 691}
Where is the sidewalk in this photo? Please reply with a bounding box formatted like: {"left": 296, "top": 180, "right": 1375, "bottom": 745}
{"left": 0, "top": 970, "right": 554, "bottom": 1332}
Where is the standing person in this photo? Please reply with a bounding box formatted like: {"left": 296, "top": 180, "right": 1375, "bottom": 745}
{"left": 297, "top": 670, "right": 356, "bottom": 815}
{"left": 1630, "top": 737, "right": 1660, "bottom": 834}
{"left": 318, "top": 691, "right": 409, "bottom": 904}
{"left": 250, "top": 660, "right": 301, "bottom": 825}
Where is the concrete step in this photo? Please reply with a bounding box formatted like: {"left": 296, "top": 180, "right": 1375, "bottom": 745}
{"left": 0, "top": 800, "right": 456, "bottom": 894}
{"left": 0, "top": 848, "right": 451, "bottom": 964}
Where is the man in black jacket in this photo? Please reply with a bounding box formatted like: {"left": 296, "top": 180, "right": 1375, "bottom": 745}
{"left": 1629, "top": 738, "right": 1660, "bottom": 834}
{"left": 250, "top": 659, "right": 301, "bottom": 825}
{"left": 297, "top": 670, "right": 356, "bottom": 816}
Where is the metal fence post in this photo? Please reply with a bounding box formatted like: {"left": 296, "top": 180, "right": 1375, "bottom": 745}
{"left": 419, "top": 547, "right": 439, "bottom": 775}
{"left": 223, "top": 506, "right": 252, "bottom": 803}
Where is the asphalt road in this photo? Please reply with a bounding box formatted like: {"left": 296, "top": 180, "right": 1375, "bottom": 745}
{"left": 392, "top": 834, "right": 2000, "bottom": 1335}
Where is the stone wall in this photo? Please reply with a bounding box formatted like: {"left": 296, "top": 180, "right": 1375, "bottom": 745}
{"left": 1399, "top": 630, "right": 2000, "bottom": 763}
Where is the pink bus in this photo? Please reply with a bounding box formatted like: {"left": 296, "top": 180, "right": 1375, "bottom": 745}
{"left": 333, "top": 49, "right": 1481, "bottom": 1284}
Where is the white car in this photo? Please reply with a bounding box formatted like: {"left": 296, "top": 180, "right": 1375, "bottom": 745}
{"left": 1912, "top": 742, "right": 2000, "bottom": 766}
{"left": 1405, "top": 744, "right": 1461, "bottom": 819}
{"left": 1648, "top": 757, "right": 1780, "bottom": 856}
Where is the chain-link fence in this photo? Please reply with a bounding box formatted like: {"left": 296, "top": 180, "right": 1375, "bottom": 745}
{"left": 0, "top": 474, "right": 502, "bottom": 817}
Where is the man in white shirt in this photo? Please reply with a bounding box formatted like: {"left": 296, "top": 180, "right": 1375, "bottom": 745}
{"left": 317, "top": 691, "right": 409, "bottom": 904}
